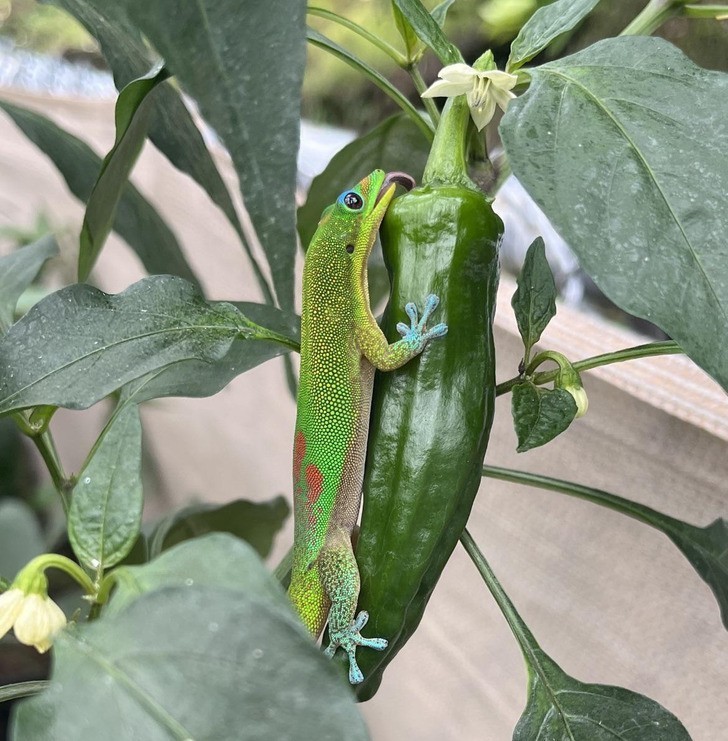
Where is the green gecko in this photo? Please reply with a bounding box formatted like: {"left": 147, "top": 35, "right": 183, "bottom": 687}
{"left": 288, "top": 169, "right": 447, "bottom": 684}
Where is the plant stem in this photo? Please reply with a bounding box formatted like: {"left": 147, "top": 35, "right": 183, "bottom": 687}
{"left": 481, "top": 465, "right": 674, "bottom": 534}
{"left": 525, "top": 349, "right": 570, "bottom": 376}
{"left": 20, "top": 553, "right": 96, "bottom": 596}
{"left": 307, "top": 28, "right": 434, "bottom": 142}
{"left": 460, "top": 529, "right": 541, "bottom": 664}
{"left": 620, "top": 0, "right": 686, "bottom": 36}
{"left": 0, "top": 681, "right": 50, "bottom": 704}
{"left": 683, "top": 4, "right": 728, "bottom": 18}
{"left": 408, "top": 64, "right": 440, "bottom": 127}
{"left": 30, "top": 430, "right": 70, "bottom": 514}
{"left": 307, "top": 7, "right": 408, "bottom": 67}
{"left": 495, "top": 340, "right": 681, "bottom": 396}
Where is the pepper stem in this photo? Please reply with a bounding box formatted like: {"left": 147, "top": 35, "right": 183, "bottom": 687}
{"left": 422, "top": 96, "right": 477, "bottom": 191}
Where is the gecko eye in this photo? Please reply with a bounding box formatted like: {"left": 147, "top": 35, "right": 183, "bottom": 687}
{"left": 342, "top": 192, "right": 363, "bottom": 210}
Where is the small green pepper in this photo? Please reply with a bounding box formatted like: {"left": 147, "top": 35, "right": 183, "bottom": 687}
{"left": 352, "top": 96, "right": 503, "bottom": 698}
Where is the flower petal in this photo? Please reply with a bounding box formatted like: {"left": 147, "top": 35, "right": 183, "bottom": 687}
{"left": 422, "top": 78, "right": 472, "bottom": 99}
{"left": 14, "top": 593, "right": 66, "bottom": 653}
{"left": 0, "top": 589, "right": 24, "bottom": 639}
{"left": 470, "top": 96, "right": 497, "bottom": 131}
{"left": 491, "top": 86, "right": 517, "bottom": 112}
{"left": 437, "top": 63, "right": 477, "bottom": 85}
{"left": 479, "top": 69, "right": 518, "bottom": 91}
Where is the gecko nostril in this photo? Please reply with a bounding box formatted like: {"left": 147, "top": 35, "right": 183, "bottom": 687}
{"left": 346, "top": 244, "right": 355, "bottom": 254}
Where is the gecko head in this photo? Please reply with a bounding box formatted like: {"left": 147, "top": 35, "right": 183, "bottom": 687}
{"left": 310, "top": 170, "right": 415, "bottom": 275}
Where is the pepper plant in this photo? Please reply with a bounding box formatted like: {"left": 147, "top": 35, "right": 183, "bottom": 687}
{"left": 0, "top": 0, "right": 727, "bottom": 738}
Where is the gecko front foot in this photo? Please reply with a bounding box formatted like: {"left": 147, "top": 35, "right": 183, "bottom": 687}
{"left": 396, "top": 294, "right": 448, "bottom": 349}
{"left": 324, "top": 611, "right": 388, "bottom": 685}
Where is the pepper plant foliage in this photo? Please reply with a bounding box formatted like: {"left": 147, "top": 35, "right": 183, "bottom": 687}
{"left": 0, "top": 0, "right": 726, "bottom": 738}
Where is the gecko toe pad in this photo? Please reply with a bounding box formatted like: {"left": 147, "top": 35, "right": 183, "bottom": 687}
{"left": 324, "top": 611, "right": 388, "bottom": 685}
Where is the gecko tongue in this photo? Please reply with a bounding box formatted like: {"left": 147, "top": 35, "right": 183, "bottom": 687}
{"left": 376, "top": 171, "right": 416, "bottom": 205}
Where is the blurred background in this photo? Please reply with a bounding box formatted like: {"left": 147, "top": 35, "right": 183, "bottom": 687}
{"left": 1, "top": 1, "right": 727, "bottom": 739}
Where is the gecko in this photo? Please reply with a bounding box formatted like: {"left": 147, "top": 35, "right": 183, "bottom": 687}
{"left": 288, "top": 169, "right": 447, "bottom": 684}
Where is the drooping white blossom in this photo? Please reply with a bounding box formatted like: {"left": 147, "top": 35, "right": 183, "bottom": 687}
{"left": 422, "top": 62, "right": 518, "bottom": 130}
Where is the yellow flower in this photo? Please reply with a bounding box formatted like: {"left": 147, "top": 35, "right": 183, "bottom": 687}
{"left": 0, "top": 582, "right": 67, "bottom": 653}
{"left": 422, "top": 62, "right": 518, "bottom": 130}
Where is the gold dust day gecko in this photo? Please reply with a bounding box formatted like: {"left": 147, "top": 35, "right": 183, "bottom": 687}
{"left": 288, "top": 169, "right": 447, "bottom": 684}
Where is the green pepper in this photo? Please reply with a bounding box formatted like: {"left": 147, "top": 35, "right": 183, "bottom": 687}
{"left": 352, "top": 96, "right": 503, "bottom": 698}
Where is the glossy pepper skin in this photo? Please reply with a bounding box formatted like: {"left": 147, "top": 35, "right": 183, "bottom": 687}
{"left": 352, "top": 182, "right": 503, "bottom": 698}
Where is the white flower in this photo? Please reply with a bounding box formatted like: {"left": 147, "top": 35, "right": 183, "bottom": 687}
{"left": 0, "top": 588, "right": 24, "bottom": 638}
{"left": 0, "top": 586, "right": 67, "bottom": 653}
{"left": 422, "top": 62, "right": 518, "bottom": 130}
{"left": 565, "top": 383, "right": 589, "bottom": 419}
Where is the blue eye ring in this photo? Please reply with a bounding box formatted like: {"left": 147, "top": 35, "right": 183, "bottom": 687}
{"left": 341, "top": 191, "right": 363, "bottom": 210}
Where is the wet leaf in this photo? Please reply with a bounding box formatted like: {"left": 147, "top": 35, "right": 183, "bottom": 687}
{"left": 0, "top": 100, "right": 198, "bottom": 288}
{"left": 512, "top": 380, "right": 576, "bottom": 452}
{"left": 149, "top": 496, "right": 290, "bottom": 560}
{"left": 12, "top": 536, "right": 367, "bottom": 741}
{"left": 515, "top": 647, "right": 690, "bottom": 740}
{"left": 0, "top": 276, "right": 261, "bottom": 414}
{"left": 508, "top": 0, "right": 601, "bottom": 71}
{"left": 117, "top": 0, "right": 306, "bottom": 311}
{"left": 0, "top": 236, "right": 58, "bottom": 332}
{"left": 501, "top": 37, "right": 728, "bottom": 392}
{"left": 68, "top": 404, "right": 143, "bottom": 572}
{"left": 79, "top": 63, "right": 169, "bottom": 281}
{"left": 511, "top": 237, "right": 556, "bottom": 361}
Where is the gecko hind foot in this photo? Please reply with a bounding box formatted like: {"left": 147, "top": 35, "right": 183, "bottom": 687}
{"left": 324, "top": 611, "right": 388, "bottom": 685}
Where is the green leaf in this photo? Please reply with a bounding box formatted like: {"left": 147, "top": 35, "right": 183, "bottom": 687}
{"left": 0, "top": 236, "right": 58, "bottom": 332}
{"left": 511, "top": 237, "right": 556, "bottom": 362}
{"left": 12, "top": 536, "right": 368, "bottom": 740}
{"left": 118, "top": 301, "right": 298, "bottom": 404}
{"left": 662, "top": 517, "right": 728, "bottom": 631}
{"left": 514, "top": 647, "right": 690, "bottom": 740}
{"left": 512, "top": 380, "right": 576, "bottom": 452}
{"left": 392, "top": 0, "right": 455, "bottom": 59}
{"left": 507, "top": 0, "right": 601, "bottom": 71}
{"left": 148, "top": 496, "right": 290, "bottom": 559}
{"left": 392, "top": 1, "right": 420, "bottom": 59}
{"left": 0, "top": 100, "right": 199, "bottom": 289}
{"left": 431, "top": 0, "right": 457, "bottom": 28}
{"left": 116, "top": 0, "right": 307, "bottom": 312}
{"left": 0, "top": 276, "right": 263, "bottom": 415}
{"left": 12, "top": 592, "right": 366, "bottom": 740}
{"left": 68, "top": 404, "right": 142, "bottom": 572}
{"left": 106, "top": 533, "right": 290, "bottom": 617}
{"left": 49, "top": 0, "right": 275, "bottom": 304}
{"left": 501, "top": 36, "right": 728, "bottom": 393}
{"left": 0, "top": 499, "right": 45, "bottom": 580}
{"left": 298, "top": 115, "right": 431, "bottom": 249}
{"left": 462, "top": 530, "right": 690, "bottom": 741}
{"left": 78, "top": 63, "right": 169, "bottom": 281}
{"left": 118, "top": 533, "right": 148, "bottom": 567}
{"left": 392, "top": 0, "right": 462, "bottom": 65}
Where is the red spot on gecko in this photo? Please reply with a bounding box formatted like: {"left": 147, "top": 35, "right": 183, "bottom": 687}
{"left": 293, "top": 431, "right": 306, "bottom": 479}
{"left": 305, "top": 464, "right": 324, "bottom": 527}
{"left": 305, "top": 464, "right": 323, "bottom": 505}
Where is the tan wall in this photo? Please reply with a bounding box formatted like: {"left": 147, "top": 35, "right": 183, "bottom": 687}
{"left": 1, "top": 89, "right": 726, "bottom": 740}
